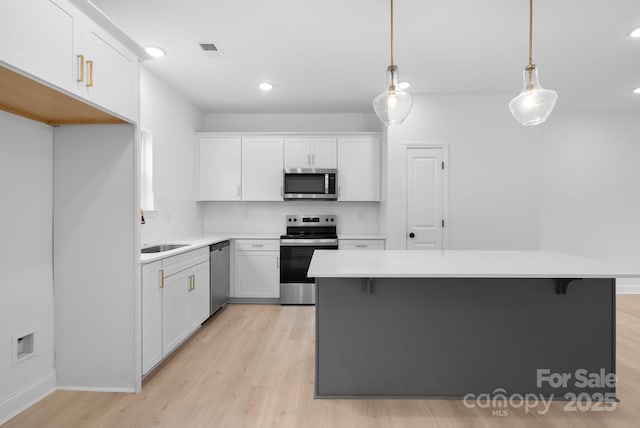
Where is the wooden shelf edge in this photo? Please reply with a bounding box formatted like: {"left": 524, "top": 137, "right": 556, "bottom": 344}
{"left": 0, "top": 65, "right": 127, "bottom": 126}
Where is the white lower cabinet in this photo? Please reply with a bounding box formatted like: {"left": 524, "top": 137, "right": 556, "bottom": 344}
{"left": 161, "top": 269, "right": 190, "bottom": 357}
{"left": 338, "top": 239, "right": 386, "bottom": 250}
{"left": 142, "top": 247, "right": 210, "bottom": 376}
{"left": 234, "top": 240, "right": 280, "bottom": 299}
{"left": 187, "top": 261, "right": 211, "bottom": 332}
{"left": 142, "top": 261, "right": 162, "bottom": 375}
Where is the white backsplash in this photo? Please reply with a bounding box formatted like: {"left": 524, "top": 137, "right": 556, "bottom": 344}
{"left": 201, "top": 201, "right": 380, "bottom": 235}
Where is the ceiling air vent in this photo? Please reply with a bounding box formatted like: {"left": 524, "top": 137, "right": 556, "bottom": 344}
{"left": 197, "top": 41, "right": 226, "bottom": 58}
{"left": 199, "top": 43, "right": 218, "bottom": 52}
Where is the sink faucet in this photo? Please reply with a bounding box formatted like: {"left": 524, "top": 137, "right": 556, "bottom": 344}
{"left": 140, "top": 209, "right": 145, "bottom": 225}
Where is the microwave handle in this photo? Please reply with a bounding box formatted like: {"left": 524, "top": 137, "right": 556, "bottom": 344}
{"left": 325, "top": 173, "right": 329, "bottom": 194}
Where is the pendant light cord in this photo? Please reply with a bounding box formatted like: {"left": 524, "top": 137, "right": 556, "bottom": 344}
{"left": 528, "top": 0, "right": 533, "bottom": 68}
{"left": 390, "top": 0, "right": 395, "bottom": 67}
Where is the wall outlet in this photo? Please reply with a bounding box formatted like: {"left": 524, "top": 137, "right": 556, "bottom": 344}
{"left": 12, "top": 331, "right": 36, "bottom": 365}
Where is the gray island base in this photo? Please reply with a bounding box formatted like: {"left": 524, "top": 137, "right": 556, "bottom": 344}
{"left": 308, "top": 251, "right": 635, "bottom": 400}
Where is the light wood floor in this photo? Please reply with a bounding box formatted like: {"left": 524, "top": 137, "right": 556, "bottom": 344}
{"left": 5, "top": 296, "right": 640, "bottom": 428}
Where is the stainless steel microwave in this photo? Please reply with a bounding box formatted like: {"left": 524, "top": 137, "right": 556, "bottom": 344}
{"left": 283, "top": 169, "right": 337, "bottom": 200}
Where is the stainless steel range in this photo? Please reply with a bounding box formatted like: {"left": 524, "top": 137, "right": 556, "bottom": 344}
{"left": 279, "top": 215, "right": 338, "bottom": 304}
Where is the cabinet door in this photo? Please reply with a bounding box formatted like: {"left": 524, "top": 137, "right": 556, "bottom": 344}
{"left": 235, "top": 251, "right": 280, "bottom": 298}
{"left": 284, "top": 138, "right": 311, "bottom": 169}
{"left": 310, "top": 138, "right": 337, "bottom": 169}
{"left": 162, "top": 270, "right": 189, "bottom": 357}
{"left": 242, "top": 138, "right": 284, "bottom": 201}
{"left": 199, "top": 137, "right": 242, "bottom": 200}
{"left": 81, "top": 20, "right": 139, "bottom": 121}
{"left": 142, "top": 261, "right": 162, "bottom": 375}
{"left": 187, "top": 261, "right": 210, "bottom": 333}
{"left": 337, "top": 137, "right": 380, "bottom": 201}
{"left": 0, "top": 0, "right": 81, "bottom": 94}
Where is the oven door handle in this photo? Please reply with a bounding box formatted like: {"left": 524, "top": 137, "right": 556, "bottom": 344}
{"left": 280, "top": 239, "right": 338, "bottom": 247}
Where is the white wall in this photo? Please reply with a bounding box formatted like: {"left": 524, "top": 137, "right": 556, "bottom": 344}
{"left": 540, "top": 114, "right": 640, "bottom": 292}
{"left": 202, "top": 202, "right": 380, "bottom": 235}
{"left": 54, "top": 125, "right": 137, "bottom": 391}
{"left": 202, "top": 113, "right": 381, "bottom": 133}
{"left": 384, "top": 94, "right": 542, "bottom": 250}
{"left": 140, "top": 67, "right": 205, "bottom": 244}
{"left": 0, "top": 112, "right": 56, "bottom": 423}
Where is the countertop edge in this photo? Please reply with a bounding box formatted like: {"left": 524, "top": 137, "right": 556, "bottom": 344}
{"left": 140, "top": 234, "right": 281, "bottom": 264}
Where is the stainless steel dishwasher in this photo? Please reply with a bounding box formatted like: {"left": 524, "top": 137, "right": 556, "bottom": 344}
{"left": 210, "top": 241, "right": 230, "bottom": 315}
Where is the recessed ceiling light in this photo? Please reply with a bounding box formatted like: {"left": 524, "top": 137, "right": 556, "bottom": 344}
{"left": 630, "top": 27, "right": 640, "bottom": 38}
{"left": 633, "top": 88, "right": 640, "bottom": 94}
{"left": 398, "top": 81, "right": 411, "bottom": 90}
{"left": 145, "top": 46, "right": 165, "bottom": 59}
{"left": 259, "top": 82, "right": 273, "bottom": 91}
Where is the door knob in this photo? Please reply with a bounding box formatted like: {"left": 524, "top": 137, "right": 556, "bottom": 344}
{"left": 409, "top": 233, "right": 415, "bottom": 238}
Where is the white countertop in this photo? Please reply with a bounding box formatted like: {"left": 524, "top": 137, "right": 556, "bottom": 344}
{"left": 307, "top": 250, "right": 640, "bottom": 279}
{"left": 140, "top": 233, "right": 388, "bottom": 264}
{"left": 140, "top": 233, "right": 280, "bottom": 264}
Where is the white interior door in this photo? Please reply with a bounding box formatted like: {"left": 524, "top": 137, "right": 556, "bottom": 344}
{"left": 406, "top": 147, "right": 444, "bottom": 250}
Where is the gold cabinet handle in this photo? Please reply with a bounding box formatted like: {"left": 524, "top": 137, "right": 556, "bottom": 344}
{"left": 76, "top": 54, "right": 84, "bottom": 82}
{"left": 159, "top": 269, "right": 165, "bottom": 289}
{"left": 86, "top": 60, "right": 94, "bottom": 87}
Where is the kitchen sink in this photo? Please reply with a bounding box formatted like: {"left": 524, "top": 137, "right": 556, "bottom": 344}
{"left": 141, "top": 244, "right": 188, "bottom": 254}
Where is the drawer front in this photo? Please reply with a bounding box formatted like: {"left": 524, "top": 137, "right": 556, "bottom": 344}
{"left": 339, "top": 239, "right": 385, "bottom": 250}
{"left": 162, "top": 247, "right": 209, "bottom": 277}
{"left": 235, "top": 239, "right": 279, "bottom": 252}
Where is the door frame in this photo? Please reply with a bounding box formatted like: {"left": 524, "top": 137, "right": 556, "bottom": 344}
{"left": 401, "top": 143, "right": 449, "bottom": 251}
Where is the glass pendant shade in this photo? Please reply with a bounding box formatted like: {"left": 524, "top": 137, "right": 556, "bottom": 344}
{"left": 509, "top": 66, "right": 557, "bottom": 126}
{"left": 373, "top": 65, "right": 413, "bottom": 126}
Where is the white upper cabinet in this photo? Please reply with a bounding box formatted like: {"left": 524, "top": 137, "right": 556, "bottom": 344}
{"left": 199, "top": 137, "right": 242, "bottom": 201}
{"left": 242, "top": 137, "right": 284, "bottom": 201}
{"left": 284, "top": 137, "right": 337, "bottom": 169}
{"left": 80, "top": 20, "right": 139, "bottom": 121}
{"left": 0, "top": 0, "right": 81, "bottom": 94}
{"left": 197, "top": 133, "right": 379, "bottom": 202}
{"left": 311, "top": 138, "right": 338, "bottom": 169}
{"left": 283, "top": 138, "right": 311, "bottom": 169}
{"left": 337, "top": 136, "right": 381, "bottom": 201}
{"left": 0, "top": 0, "right": 140, "bottom": 122}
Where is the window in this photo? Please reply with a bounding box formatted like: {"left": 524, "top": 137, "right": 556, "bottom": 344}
{"left": 140, "top": 128, "right": 154, "bottom": 211}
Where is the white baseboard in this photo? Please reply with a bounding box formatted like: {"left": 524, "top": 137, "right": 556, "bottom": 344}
{"left": 617, "top": 278, "right": 640, "bottom": 294}
{"left": 55, "top": 386, "right": 135, "bottom": 393}
{"left": 617, "top": 284, "right": 640, "bottom": 294}
{"left": 0, "top": 370, "right": 56, "bottom": 426}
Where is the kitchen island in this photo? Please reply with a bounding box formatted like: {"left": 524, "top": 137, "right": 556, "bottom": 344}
{"left": 308, "top": 250, "right": 637, "bottom": 399}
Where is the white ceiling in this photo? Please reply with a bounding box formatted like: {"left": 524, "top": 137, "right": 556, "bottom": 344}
{"left": 92, "top": 0, "right": 640, "bottom": 114}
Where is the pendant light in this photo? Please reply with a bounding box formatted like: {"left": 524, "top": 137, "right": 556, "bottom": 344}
{"left": 509, "top": 0, "right": 557, "bottom": 126}
{"left": 373, "top": 0, "right": 413, "bottom": 126}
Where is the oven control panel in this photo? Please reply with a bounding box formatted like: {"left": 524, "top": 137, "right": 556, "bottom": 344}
{"left": 286, "top": 215, "right": 336, "bottom": 226}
